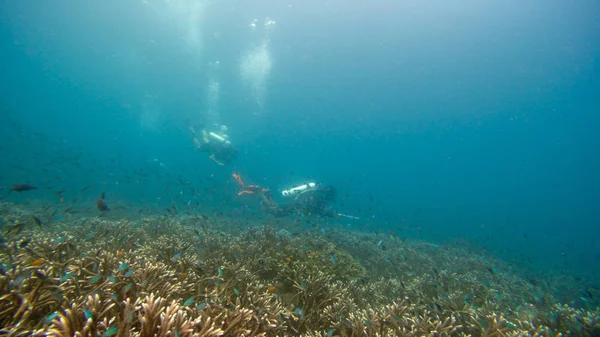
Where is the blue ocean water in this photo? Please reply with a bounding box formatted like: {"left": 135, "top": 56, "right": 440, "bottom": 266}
{"left": 0, "top": 0, "right": 599, "bottom": 281}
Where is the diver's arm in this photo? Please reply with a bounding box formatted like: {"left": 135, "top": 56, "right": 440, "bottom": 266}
{"left": 257, "top": 190, "right": 292, "bottom": 217}
{"left": 259, "top": 190, "right": 275, "bottom": 206}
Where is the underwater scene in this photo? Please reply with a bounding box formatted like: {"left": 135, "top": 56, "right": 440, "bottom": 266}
{"left": 1, "top": 1, "right": 599, "bottom": 336}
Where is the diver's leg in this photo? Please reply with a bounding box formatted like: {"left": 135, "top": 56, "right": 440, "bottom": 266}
{"left": 209, "top": 154, "right": 224, "bottom": 166}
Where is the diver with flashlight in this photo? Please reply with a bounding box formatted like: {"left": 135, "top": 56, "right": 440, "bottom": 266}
{"left": 277, "top": 182, "right": 337, "bottom": 217}
{"left": 191, "top": 125, "right": 238, "bottom": 166}
{"left": 233, "top": 173, "right": 357, "bottom": 219}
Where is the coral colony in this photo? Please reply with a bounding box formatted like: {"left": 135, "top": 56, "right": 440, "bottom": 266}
{"left": 0, "top": 201, "right": 599, "bottom": 336}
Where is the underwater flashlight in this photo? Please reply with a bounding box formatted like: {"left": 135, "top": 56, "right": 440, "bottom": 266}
{"left": 281, "top": 182, "right": 316, "bottom": 197}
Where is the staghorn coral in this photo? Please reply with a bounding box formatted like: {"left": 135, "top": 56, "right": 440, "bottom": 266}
{"left": 286, "top": 271, "right": 346, "bottom": 332}
{"left": 1, "top": 201, "right": 600, "bottom": 336}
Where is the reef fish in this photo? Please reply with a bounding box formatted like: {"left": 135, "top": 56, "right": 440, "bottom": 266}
{"left": 7, "top": 223, "right": 24, "bottom": 235}
{"left": 103, "top": 327, "right": 118, "bottom": 337}
{"left": 184, "top": 297, "right": 194, "bottom": 306}
{"left": 32, "top": 216, "right": 43, "bottom": 229}
{"left": 10, "top": 184, "right": 37, "bottom": 192}
{"left": 96, "top": 192, "right": 109, "bottom": 212}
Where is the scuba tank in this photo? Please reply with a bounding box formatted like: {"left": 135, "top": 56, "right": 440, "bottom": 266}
{"left": 208, "top": 132, "right": 232, "bottom": 148}
{"left": 208, "top": 132, "right": 227, "bottom": 143}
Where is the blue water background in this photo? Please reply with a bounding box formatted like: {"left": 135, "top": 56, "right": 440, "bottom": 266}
{"left": 1, "top": 1, "right": 599, "bottom": 277}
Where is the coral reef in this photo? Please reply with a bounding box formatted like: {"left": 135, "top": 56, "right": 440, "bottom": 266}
{"left": 0, "top": 201, "right": 599, "bottom": 336}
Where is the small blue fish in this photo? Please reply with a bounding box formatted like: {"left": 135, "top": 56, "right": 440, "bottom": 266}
{"left": 330, "top": 255, "right": 337, "bottom": 264}
{"left": 44, "top": 312, "right": 59, "bottom": 325}
{"left": 327, "top": 329, "right": 335, "bottom": 337}
{"left": 60, "top": 273, "right": 73, "bottom": 282}
{"left": 103, "top": 327, "right": 118, "bottom": 337}
{"left": 124, "top": 270, "right": 134, "bottom": 277}
{"left": 217, "top": 267, "right": 224, "bottom": 278}
{"left": 172, "top": 253, "right": 181, "bottom": 261}
{"left": 84, "top": 309, "right": 93, "bottom": 320}
{"left": 118, "top": 263, "right": 129, "bottom": 272}
{"left": 90, "top": 275, "right": 102, "bottom": 283}
{"left": 493, "top": 291, "right": 503, "bottom": 301}
{"left": 233, "top": 287, "right": 240, "bottom": 296}
{"left": 197, "top": 302, "right": 206, "bottom": 310}
{"left": 54, "top": 237, "right": 66, "bottom": 245}
{"left": 184, "top": 297, "right": 194, "bottom": 306}
{"left": 123, "top": 282, "right": 133, "bottom": 293}
{"left": 85, "top": 232, "right": 96, "bottom": 240}
{"left": 107, "top": 275, "right": 117, "bottom": 283}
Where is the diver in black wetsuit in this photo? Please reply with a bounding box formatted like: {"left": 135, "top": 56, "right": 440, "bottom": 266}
{"left": 233, "top": 174, "right": 338, "bottom": 218}
{"left": 259, "top": 183, "right": 337, "bottom": 218}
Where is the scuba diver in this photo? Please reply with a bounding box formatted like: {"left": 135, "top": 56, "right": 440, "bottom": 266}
{"left": 191, "top": 124, "right": 238, "bottom": 166}
{"left": 233, "top": 173, "right": 338, "bottom": 218}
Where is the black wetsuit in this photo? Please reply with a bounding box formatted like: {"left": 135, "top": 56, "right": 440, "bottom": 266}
{"left": 199, "top": 142, "right": 238, "bottom": 165}
{"left": 213, "top": 144, "right": 238, "bottom": 164}
{"left": 263, "top": 186, "right": 336, "bottom": 218}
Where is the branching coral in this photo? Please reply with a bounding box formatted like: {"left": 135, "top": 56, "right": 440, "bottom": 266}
{"left": 1, "top": 201, "right": 599, "bottom": 337}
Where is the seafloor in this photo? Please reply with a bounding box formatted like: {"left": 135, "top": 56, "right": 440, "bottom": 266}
{"left": 0, "top": 201, "right": 598, "bottom": 336}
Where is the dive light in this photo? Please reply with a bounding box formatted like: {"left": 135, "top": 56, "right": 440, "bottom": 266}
{"left": 281, "top": 183, "right": 316, "bottom": 197}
